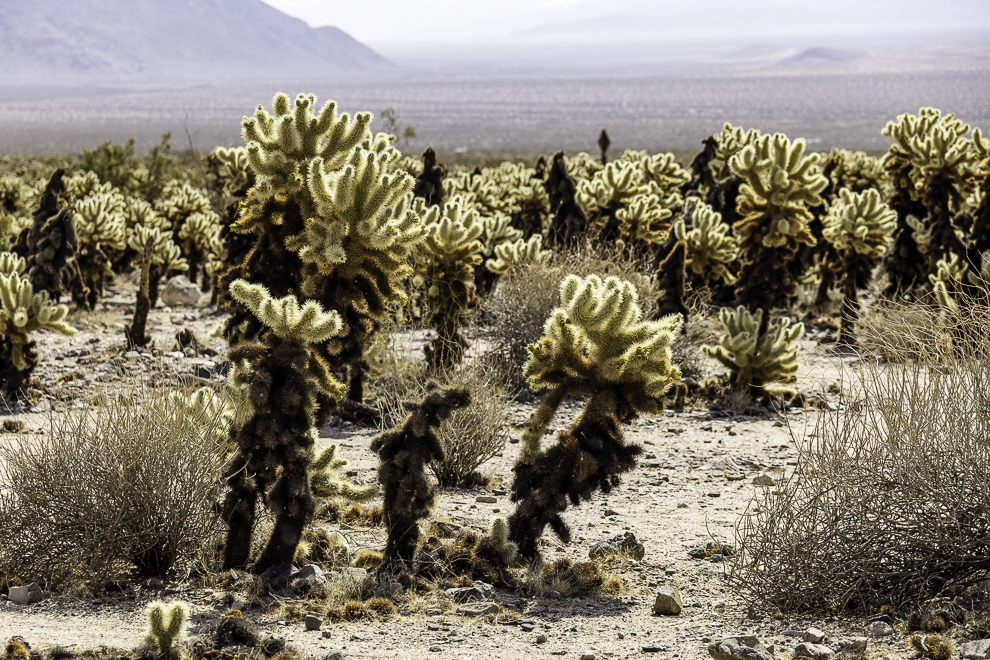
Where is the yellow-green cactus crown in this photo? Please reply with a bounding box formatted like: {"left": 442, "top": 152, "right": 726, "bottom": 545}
{"left": 730, "top": 132, "right": 828, "bottom": 248}
{"left": 310, "top": 443, "right": 378, "bottom": 501}
{"left": 822, "top": 188, "right": 896, "bottom": 257}
{"left": 213, "top": 146, "right": 252, "bottom": 197}
{"left": 229, "top": 280, "right": 344, "bottom": 346}
{"left": 0, "top": 271, "right": 77, "bottom": 369}
{"left": 673, "top": 201, "right": 738, "bottom": 283}
{"left": 74, "top": 191, "right": 127, "bottom": 251}
{"left": 485, "top": 234, "right": 551, "bottom": 274}
{"left": 882, "top": 107, "right": 976, "bottom": 178}
{"left": 703, "top": 306, "right": 804, "bottom": 395}
{"left": 614, "top": 194, "right": 672, "bottom": 245}
{"left": 524, "top": 274, "right": 682, "bottom": 401}
{"left": 0, "top": 251, "right": 27, "bottom": 276}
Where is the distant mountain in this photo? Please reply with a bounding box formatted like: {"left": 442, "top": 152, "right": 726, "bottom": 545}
{"left": 0, "top": 0, "right": 389, "bottom": 83}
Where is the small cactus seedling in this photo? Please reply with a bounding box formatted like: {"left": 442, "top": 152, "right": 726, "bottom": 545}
{"left": 488, "top": 516, "right": 518, "bottom": 566}
{"left": 703, "top": 306, "right": 803, "bottom": 399}
{"left": 509, "top": 275, "right": 681, "bottom": 560}
{"left": 144, "top": 600, "right": 189, "bottom": 660}
{"left": 821, "top": 188, "right": 897, "bottom": 342}
{"left": 371, "top": 381, "right": 471, "bottom": 575}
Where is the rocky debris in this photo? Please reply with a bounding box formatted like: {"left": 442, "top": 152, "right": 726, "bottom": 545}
{"left": 8, "top": 582, "right": 43, "bottom": 604}
{"left": 456, "top": 601, "right": 500, "bottom": 616}
{"left": 958, "top": 640, "right": 990, "bottom": 660}
{"left": 535, "top": 634, "right": 548, "bottom": 643}
{"left": 832, "top": 637, "right": 868, "bottom": 659}
{"left": 794, "top": 643, "right": 834, "bottom": 659}
{"left": 475, "top": 495, "right": 497, "bottom": 503}
{"left": 293, "top": 564, "right": 327, "bottom": 587}
{"left": 445, "top": 581, "right": 494, "bottom": 603}
{"left": 864, "top": 621, "right": 894, "bottom": 637}
{"left": 688, "top": 547, "right": 708, "bottom": 559}
{"left": 305, "top": 614, "right": 322, "bottom": 631}
{"left": 259, "top": 563, "right": 298, "bottom": 589}
{"left": 709, "top": 635, "right": 775, "bottom": 660}
{"left": 652, "top": 585, "right": 683, "bottom": 615}
{"left": 340, "top": 567, "right": 368, "bottom": 581}
{"left": 589, "top": 531, "right": 645, "bottom": 561}
{"left": 580, "top": 652, "right": 596, "bottom": 660}
{"left": 161, "top": 275, "right": 202, "bottom": 307}
{"left": 752, "top": 474, "right": 775, "bottom": 486}
{"left": 803, "top": 629, "right": 826, "bottom": 644}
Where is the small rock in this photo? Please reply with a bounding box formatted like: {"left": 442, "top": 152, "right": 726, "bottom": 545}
{"left": 864, "top": 621, "right": 893, "bottom": 638}
{"left": 643, "top": 645, "right": 669, "bottom": 654}
{"left": 677, "top": 503, "right": 688, "bottom": 508}
{"left": 958, "top": 640, "right": 990, "bottom": 660}
{"left": 752, "top": 474, "right": 776, "bottom": 486}
{"left": 476, "top": 496, "right": 497, "bottom": 503}
{"left": 535, "top": 634, "right": 547, "bottom": 644}
{"left": 588, "top": 531, "right": 645, "bottom": 561}
{"left": 294, "top": 564, "right": 327, "bottom": 587}
{"left": 708, "top": 635, "right": 775, "bottom": 660}
{"left": 7, "top": 585, "right": 42, "bottom": 604}
{"left": 521, "top": 623, "right": 535, "bottom": 632}
{"left": 305, "top": 614, "right": 323, "bottom": 630}
{"left": 457, "top": 602, "right": 500, "bottom": 616}
{"left": 429, "top": 646, "right": 442, "bottom": 652}
{"left": 604, "top": 509, "right": 620, "bottom": 517}
{"left": 580, "top": 652, "right": 596, "bottom": 660}
{"left": 688, "top": 547, "right": 708, "bottom": 559}
{"left": 427, "top": 624, "right": 440, "bottom": 631}
{"left": 161, "top": 275, "right": 202, "bottom": 307}
{"left": 794, "top": 643, "right": 834, "bottom": 659}
{"left": 144, "top": 578, "right": 164, "bottom": 590}
{"left": 124, "top": 351, "right": 140, "bottom": 360}
{"left": 323, "top": 653, "right": 343, "bottom": 660}
{"left": 230, "top": 600, "right": 247, "bottom": 611}
{"left": 803, "top": 628, "right": 827, "bottom": 644}
{"left": 652, "top": 585, "right": 683, "bottom": 615}
{"left": 340, "top": 567, "right": 368, "bottom": 581}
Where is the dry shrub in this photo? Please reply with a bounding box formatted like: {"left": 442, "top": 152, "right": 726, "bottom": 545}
{"left": 730, "top": 299, "right": 990, "bottom": 613}
{"left": 378, "top": 358, "right": 511, "bottom": 488}
{"left": 0, "top": 371, "right": 229, "bottom": 583}
{"left": 417, "top": 531, "right": 516, "bottom": 588}
{"left": 326, "top": 597, "right": 396, "bottom": 622}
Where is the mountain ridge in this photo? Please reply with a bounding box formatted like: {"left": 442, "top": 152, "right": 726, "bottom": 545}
{"left": 0, "top": 0, "right": 389, "bottom": 83}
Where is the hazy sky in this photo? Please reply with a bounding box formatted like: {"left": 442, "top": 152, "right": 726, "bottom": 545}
{"left": 261, "top": 0, "right": 990, "bottom": 46}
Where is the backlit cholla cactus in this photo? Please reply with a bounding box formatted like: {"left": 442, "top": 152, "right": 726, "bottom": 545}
{"left": 0, "top": 252, "right": 25, "bottom": 276}
{"left": 703, "top": 306, "right": 803, "bottom": 398}
{"left": 821, "top": 189, "right": 896, "bottom": 342}
{"left": 882, "top": 108, "right": 976, "bottom": 281}
{"left": 224, "top": 92, "right": 432, "bottom": 404}
{"left": 212, "top": 146, "right": 253, "bottom": 198}
{"left": 0, "top": 268, "right": 77, "bottom": 397}
{"left": 614, "top": 194, "right": 672, "bottom": 249}
{"left": 576, "top": 160, "right": 646, "bottom": 240}
{"left": 509, "top": 275, "right": 681, "bottom": 559}
{"left": 485, "top": 234, "right": 551, "bottom": 275}
{"left": 221, "top": 280, "right": 348, "bottom": 571}
{"left": 73, "top": 189, "right": 127, "bottom": 309}
{"left": 144, "top": 600, "right": 189, "bottom": 660}
{"left": 672, "top": 200, "right": 738, "bottom": 284}
{"left": 826, "top": 149, "right": 890, "bottom": 195}
{"left": 177, "top": 210, "right": 221, "bottom": 286}
{"left": 156, "top": 181, "right": 213, "bottom": 235}
{"left": 966, "top": 125, "right": 990, "bottom": 266}
{"left": 730, "top": 132, "right": 828, "bottom": 311}
{"left": 414, "top": 198, "right": 484, "bottom": 369}
{"left": 128, "top": 224, "right": 188, "bottom": 306}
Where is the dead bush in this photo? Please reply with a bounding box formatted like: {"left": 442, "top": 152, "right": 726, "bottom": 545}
{"left": 0, "top": 373, "right": 229, "bottom": 583}
{"left": 378, "top": 358, "right": 510, "bottom": 488}
{"left": 730, "top": 301, "right": 990, "bottom": 613}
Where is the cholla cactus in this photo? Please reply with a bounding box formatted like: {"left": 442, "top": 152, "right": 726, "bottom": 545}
{"left": 545, "top": 151, "right": 590, "bottom": 245}
{"left": 0, "top": 175, "right": 26, "bottom": 217}
{"left": 221, "top": 278, "right": 349, "bottom": 572}
{"left": 821, "top": 189, "right": 896, "bottom": 342}
{"left": 221, "top": 92, "right": 432, "bottom": 411}
{"left": 576, "top": 161, "right": 646, "bottom": 240}
{"left": 372, "top": 382, "right": 472, "bottom": 574}
{"left": 128, "top": 224, "right": 188, "bottom": 307}
{"left": 883, "top": 108, "right": 976, "bottom": 278}
{"left": 730, "top": 132, "right": 828, "bottom": 311}
{"left": 66, "top": 171, "right": 110, "bottom": 200}
{"left": 967, "top": 251, "right": 990, "bottom": 288}
{"left": 123, "top": 197, "right": 169, "bottom": 233}
{"left": 485, "top": 235, "right": 550, "bottom": 275}
{"left": 509, "top": 275, "right": 682, "bottom": 559}
{"left": 0, "top": 269, "right": 77, "bottom": 397}
{"left": 826, "top": 149, "right": 889, "bottom": 195}
{"left": 489, "top": 516, "right": 518, "bottom": 565}
{"left": 73, "top": 190, "right": 126, "bottom": 309}
{"left": 178, "top": 210, "right": 221, "bottom": 286}
{"left": 144, "top": 600, "right": 189, "bottom": 660}
{"left": 412, "top": 147, "right": 445, "bottom": 207}
{"left": 26, "top": 206, "right": 77, "bottom": 300}
{"left": 703, "top": 306, "right": 803, "bottom": 398}
{"left": 212, "top": 146, "right": 253, "bottom": 198}
{"left": 614, "top": 194, "right": 672, "bottom": 248}
{"left": 415, "top": 199, "right": 484, "bottom": 368}
{"left": 157, "top": 181, "right": 212, "bottom": 233}
{"left": 0, "top": 252, "right": 25, "bottom": 276}
{"left": 673, "top": 201, "right": 738, "bottom": 284}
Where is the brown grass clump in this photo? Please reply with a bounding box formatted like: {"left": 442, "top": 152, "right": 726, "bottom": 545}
{"left": 350, "top": 549, "right": 383, "bottom": 570}
{"left": 531, "top": 559, "right": 623, "bottom": 598}
{"left": 908, "top": 635, "right": 953, "bottom": 660}
{"left": 326, "top": 598, "right": 396, "bottom": 622}
{"left": 417, "top": 531, "right": 516, "bottom": 588}
{"left": 318, "top": 502, "right": 384, "bottom": 527}
{"left": 298, "top": 528, "right": 348, "bottom": 567}
{"left": 3, "top": 639, "right": 30, "bottom": 660}
{"left": 214, "top": 610, "right": 260, "bottom": 648}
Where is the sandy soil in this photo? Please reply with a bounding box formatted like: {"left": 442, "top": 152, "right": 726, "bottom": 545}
{"left": 0, "top": 280, "right": 916, "bottom": 660}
